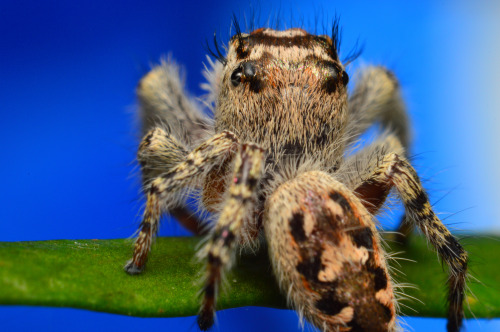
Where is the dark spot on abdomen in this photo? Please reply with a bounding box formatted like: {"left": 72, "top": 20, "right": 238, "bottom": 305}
{"left": 369, "top": 266, "right": 388, "bottom": 291}
{"left": 349, "top": 227, "right": 373, "bottom": 249}
{"left": 315, "top": 289, "right": 348, "bottom": 316}
{"left": 380, "top": 302, "right": 393, "bottom": 323}
{"left": 296, "top": 255, "right": 323, "bottom": 283}
{"left": 328, "top": 191, "right": 352, "bottom": 212}
{"left": 289, "top": 212, "right": 307, "bottom": 242}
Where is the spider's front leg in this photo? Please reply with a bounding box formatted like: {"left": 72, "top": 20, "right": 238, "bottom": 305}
{"left": 137, "top": 60, "right": 213, "bottom": 234}
{"left": 346, "top": 67, "right": 413, "bottom": 242}
{"left": 355, "top": 152, "right": 468, "bottom": 332}
{"left": 124, "top": 130, "right": 239, "bottom": 275}
{"left": 197, "top": 143, "right": 265, "bottom": 330}
{"left": 136, "top": 127, "right": 202, "bottom": 234}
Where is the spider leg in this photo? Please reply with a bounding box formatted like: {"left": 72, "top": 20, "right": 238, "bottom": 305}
{"left": 353, "top": 152, "right": 468, "bottom": 332}
{"left": 346, "top": 67, "right": 413, "bottom": 243}
{"left": 137, "top": 58, "right": 211, "bottom": 141}
{"left": 346, "top": 66, "right": 409, "bottom": 150}
{"left": 137, "top": 59, "right": 213, "bottom": 234}
{"left": 137, "top": 127, "right": 208, "bottom": 234}
{"left": 340, "top": 133, "right": 411, "bottom": 243}
{"left": 339, "top": 132, "right": 404, "bottom": 212}
{"left": 138, "top": 127, "right": 189, "bottom": 182}
{"left": 124, "top": 131, "right": 239, "bottom": 275}
{"left": 265, "top": 170, "right": 396, "bottom": 332}
{"left": 197, "top": 144, "right": 265, "bottom": 331}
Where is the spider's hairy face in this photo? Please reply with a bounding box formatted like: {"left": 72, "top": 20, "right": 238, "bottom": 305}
{"left": 215, "top": 28, "right": 349, "bottom": 159}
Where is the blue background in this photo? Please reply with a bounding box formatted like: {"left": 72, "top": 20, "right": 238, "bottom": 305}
{"left": 1, "top": 0, "right": 499, "bottom": 331}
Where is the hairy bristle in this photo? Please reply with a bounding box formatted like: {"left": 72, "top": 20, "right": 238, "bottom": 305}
{"left": 331, "top": 15, "right": 342, "bottom": 61}
{"left": 343, "top": 39, "right": 364, "bottom": 66}
{"left": 205, "top": 32, "right": 227, "bottom": 66}
{"left": 232, "top": 13, "right": 248, "bottom": 59}
{"left": 331, "top": 15, "right": 363, "bottom": 66}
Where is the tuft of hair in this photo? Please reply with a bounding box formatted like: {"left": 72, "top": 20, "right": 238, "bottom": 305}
{"left": 200, "top": 55, "right": 224, "bottom": 115}
{"left": 231, "top": 13, "right": 246, "bottom": 57}
{"left": 136, "top": 56, "right": 212, "bottom": 147}
{"left": 330, "top": 14, "right": 364, "bottom": 66}
{"left": 205, "top": 32, "right": 227, "bottom": 66}
{"left": 343, "top": 38, "right": 364, "bottom": 66}
{"left": 331, "top": 14, "right": 342, "bottom": 61}
{"left": 204, "top": 12, "right": 363, "bottom": 70}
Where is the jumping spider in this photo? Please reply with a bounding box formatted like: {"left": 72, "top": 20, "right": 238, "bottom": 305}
{"left": 124, "top": 18, "right": 468, "bottom": 332}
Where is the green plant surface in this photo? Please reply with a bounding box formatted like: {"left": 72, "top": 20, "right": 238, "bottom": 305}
{"left": 0, "top": 235, "right": 498, "bottom": 318}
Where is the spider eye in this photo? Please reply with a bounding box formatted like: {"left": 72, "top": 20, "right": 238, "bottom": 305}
{"left": 242, "top": 62, "right": 256, "bottom": 78}
{"left": 231, "top": 67, "right": 243, "bottom": 87}
{"left": 326, "top": 64, "right": 338, "bottom": 77}
{"left": 323, "top": 64, "right": 348, "bottom": 92}
{"left": 341, "top": 70, "right": 349, "bottom": 86}
{"left": 231, "top": 62, "right": 257, "bottom": 87}
{"left": 323, "top": 64, "right": 340, "bottom": 93}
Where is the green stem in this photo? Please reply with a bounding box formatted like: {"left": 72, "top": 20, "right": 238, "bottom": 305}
{"left": 0, "top": 235, "right": 498, "bottom": 318}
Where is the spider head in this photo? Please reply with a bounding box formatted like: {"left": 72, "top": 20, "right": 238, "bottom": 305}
{"left": 224, "top": 28, "right": 348, "bottom": 93}
{"left": 215, "top": 28, "right": 349, "bottom": 156}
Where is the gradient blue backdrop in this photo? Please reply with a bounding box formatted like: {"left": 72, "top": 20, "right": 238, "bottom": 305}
{"left": 1, "top": 0, "right": 499, "bottom": 331}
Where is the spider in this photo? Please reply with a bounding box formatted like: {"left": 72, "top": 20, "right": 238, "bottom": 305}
{"left": 124, "top": 18, "right": 468, "bottom": 332}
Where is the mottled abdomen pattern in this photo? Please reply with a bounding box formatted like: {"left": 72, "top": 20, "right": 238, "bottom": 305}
{"left": 265, "top": 171, "right": 395, "bottom": 332}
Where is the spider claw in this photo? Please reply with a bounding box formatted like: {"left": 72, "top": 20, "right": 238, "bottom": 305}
{"left": 197, "top": 309, "right": 214, "bottom": 331}
{"left": 124, "top": 259, "right": 145, "bottom": 275}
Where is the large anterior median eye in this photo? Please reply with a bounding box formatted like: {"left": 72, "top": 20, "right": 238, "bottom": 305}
{"left": 242, "top": 62, "right": 256, "bottom": 78}
{"left": 231, "top": 62, "right": 257, "bottom": 87}
{"left": 231, "top": 67, "right": 243, "bottom": 87}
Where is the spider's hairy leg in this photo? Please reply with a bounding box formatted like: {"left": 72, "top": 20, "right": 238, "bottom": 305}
{"left": 137, "top": 59, "right": 213, "bottom": 233}
{"left": 197, "top": 144, "right": 265, "bottom": 331}
{"left": 265, "top": 170, "right": 396, "bottom": 332}
{"left": 124, "top": 131, "right": 239, "bottom": 275}
{"left": 346, "top": 66, "right": 410, "bottom": 150}
{"left": 339, "top": 133, "right": 412, "bottom": 245}
{"left": 138, "top": 127, "right": 188, "bottom": 175}
{"left": 341, "top": 132, "right": 411, "bottom": 244}
{"left": 355, "top": 152, "right": 468, "bottom": 332}
{"left": 137, "top": 127, "right": 203, "bottom": 234}
{"left": 339, "top": 133, "right": 404, "bottom": 215}
{"left": 137, "top": 58, "right": 211, "bottom": 141}
{"left": 346, "top": 67, "right": 412, "bottom": 243}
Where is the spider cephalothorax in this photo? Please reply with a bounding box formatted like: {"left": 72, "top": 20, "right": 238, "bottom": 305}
{"left": 217, "top": 27, "right": 349, "bottom": 163}
{"left": 125, "top": 19, "right": 468, "bottom": 332}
